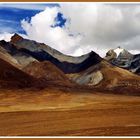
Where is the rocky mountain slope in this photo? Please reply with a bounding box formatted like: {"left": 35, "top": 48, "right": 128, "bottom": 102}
{"left": 0, "top": 40, "right": 38, "bottom": 68}
{"left": 23, "top": 61, "right": 73, "bottom": 86}
{"left": 0, "top": 33, "right": 139, "bottom": 94}
{"left": 10, "top": 34, "right": 102, "bottom": 73}
{"left": 105, "top": 46, "right": 140, "bottom": 75}
{"left": 67, "top": 60, "right": 140, "bottom": 93}
{"left": 0, "top": 52, "right": 74, "bottom": 89}
{"left": 0, "top": 57, "right": 35, "bottom": 88}
{"left": 11, "top": 34, "right": 91, "bottom": 64}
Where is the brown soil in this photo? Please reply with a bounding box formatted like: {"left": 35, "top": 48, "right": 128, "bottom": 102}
{"left": 23, "top": 61, "right": 73, "bottom": 86}
{"left": 0, "top": 89, "right": 140, "bottom": 136}
{"left": 96, "top": 61, "right": 140, "bottom": 93}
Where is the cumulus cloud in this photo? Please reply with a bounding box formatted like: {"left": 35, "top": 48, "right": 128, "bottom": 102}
{"left": 0, "top": 32, "right": 14, "bottom": 41}
{"left": 20, "top": 3, "right": 140, "bottom": 57}
{"left": 21, "top": 7, "right": 82, "bottom": 55}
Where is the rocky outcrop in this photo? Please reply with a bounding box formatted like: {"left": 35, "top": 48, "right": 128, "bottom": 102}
{"left": 68, "top": 70, "right": 103, "bottom": 86}
{"left": 10, "top": 33, "right": 23, "bottom": 44}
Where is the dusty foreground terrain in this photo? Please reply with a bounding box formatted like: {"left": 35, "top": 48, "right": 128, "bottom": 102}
{"left": 0, "top": 88, "right": 140, "bottom": 136}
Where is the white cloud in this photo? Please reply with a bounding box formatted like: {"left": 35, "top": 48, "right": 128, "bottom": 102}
{"left": 0, "top": 32, "right": 13, "bottom": 41}
{"left": 60, "top": 3, "right": 140, "bottom": 55}
{"left": 0, "top": 32, "right": 28, "bottom": 42}
{"left": 21, "top": 6, "right": 82, "bottom": 55}
{"left": 20, "top": 3, "right": 140, "bottom": 57}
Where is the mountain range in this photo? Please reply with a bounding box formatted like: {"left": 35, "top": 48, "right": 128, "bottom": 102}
{"left": 105, "top": 46, "right": 140, "bottom": 75}
{"left": 0, "top": 33, "right": 139, "bottom": 94}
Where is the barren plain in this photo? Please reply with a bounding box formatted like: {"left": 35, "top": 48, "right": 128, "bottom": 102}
{"left": 0, "top": 88, "right": 140, "bottom": 136}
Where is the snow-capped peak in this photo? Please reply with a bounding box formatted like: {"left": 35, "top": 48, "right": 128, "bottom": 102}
{"left": 114, "top": 46, "right": 124, "bottom": 57}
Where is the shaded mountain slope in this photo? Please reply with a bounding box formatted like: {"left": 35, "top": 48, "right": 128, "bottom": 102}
{"left": 18, "top": 48, "right": 102, "bottom": 73}
{"left": 0, "top": 57, "right": 36, "bottom": 88}
{"left": 0, "top": 56, "right": 73, "bottom": 89}
{"left": 0, "top": 45, "right": 20, "bottom": 68}
{"left": 0, "top": 40, "right": 38, "bottom": 68}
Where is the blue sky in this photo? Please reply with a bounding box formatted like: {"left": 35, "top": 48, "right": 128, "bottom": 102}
{"left": 0, "top": 3, "right": 62, "bottom": 34}
{"left": 0, "top": 3, "right": 139, "bottom": 57}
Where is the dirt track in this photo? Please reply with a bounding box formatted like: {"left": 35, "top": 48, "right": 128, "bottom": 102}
{"left": 0, "top": 89, "right": 140, "bottom": 136}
